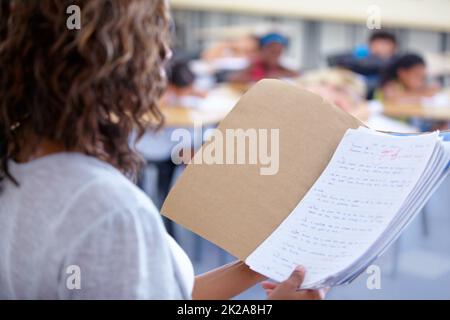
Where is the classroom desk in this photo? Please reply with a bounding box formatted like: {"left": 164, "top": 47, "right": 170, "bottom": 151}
{"left": 156, "top": 85, "right": 242, "bottom": 128}
{"left": 383, "top": 104, "right": 450, "bottom": 121}
{"left": 156, "top": 105, "right": 227, "bottom": 127}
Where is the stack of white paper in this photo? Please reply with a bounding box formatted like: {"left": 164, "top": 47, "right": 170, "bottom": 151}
{"left": 246, "top": 127, "right": 450, "bottom": 288}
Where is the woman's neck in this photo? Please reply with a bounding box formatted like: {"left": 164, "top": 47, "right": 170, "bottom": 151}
{"left": 16, "top": 139, "right": 67, "bottom": 163}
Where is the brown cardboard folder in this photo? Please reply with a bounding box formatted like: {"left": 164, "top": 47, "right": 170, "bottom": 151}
{"left": 161, "top": 79, "right": 364, "bottom": 261}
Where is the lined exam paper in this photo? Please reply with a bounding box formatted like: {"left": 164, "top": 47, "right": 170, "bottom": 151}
{"left": 246, "top": 128, "right": 441, "bottom": 287}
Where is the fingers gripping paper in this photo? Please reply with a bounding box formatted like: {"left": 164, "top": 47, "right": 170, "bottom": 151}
{"left": 161, "top": 79, "right": 363, "bottom": 260}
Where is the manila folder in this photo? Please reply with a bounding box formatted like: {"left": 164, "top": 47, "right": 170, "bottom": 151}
{"left": 161, "top": 79, "right": 364, "bottom": 261}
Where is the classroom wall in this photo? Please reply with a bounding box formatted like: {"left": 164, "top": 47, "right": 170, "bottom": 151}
{"left": 171, "top": 9, "right": 450, "bottom": 70}
{"left": 171, "top": 0, "right": 450, "bottom": 32}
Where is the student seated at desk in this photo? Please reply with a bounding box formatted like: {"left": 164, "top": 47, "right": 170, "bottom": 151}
{"left": 296, "top": 68, "right": 369, "bottom": 121}
{"left": 365, "top": 30, "right": 398, "bottom": 61}
{"left": 0, "top": 0, "right": 325, "bottom": 300}
{"left": 377, "top": 53, "right": 448, "bottom": 131}
{"left": 229, "top": 32, "right": 299, "bottom": 83}
{"left": 377, "top": 53, "right": 440, "bottom": 104}
{"left": 160, "top": 59, "right": 206, "bottom": 108}
{"left": 330, "top": 30, "right": 398, "bottom": 99}
{"left": 201, "top": 34, "right": 260, "bottom": 62}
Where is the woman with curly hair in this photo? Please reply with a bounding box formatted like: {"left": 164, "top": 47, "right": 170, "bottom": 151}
{"left": 0, "top": 0, "right": 324, "bottom": 299}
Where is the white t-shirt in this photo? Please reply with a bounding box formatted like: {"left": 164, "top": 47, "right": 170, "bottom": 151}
{"left": 0, "top": 153, "right": 194, "bottom": 299}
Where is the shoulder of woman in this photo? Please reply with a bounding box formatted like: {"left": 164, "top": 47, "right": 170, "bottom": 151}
{"left": 62, "top": 167, "right": 161, "bottom": 228}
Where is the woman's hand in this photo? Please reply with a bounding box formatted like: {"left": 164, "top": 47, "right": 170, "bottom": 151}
{"left": 262, "top": 266, "right": 328, "bottom": 300}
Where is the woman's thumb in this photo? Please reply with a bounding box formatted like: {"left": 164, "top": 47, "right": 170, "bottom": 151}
{"left": 283, "top": 266, "right": 306, "bottom": 289}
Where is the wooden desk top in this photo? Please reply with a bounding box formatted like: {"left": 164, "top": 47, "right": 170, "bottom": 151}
{"left": 158, "top": 105, "right": 229, "bottom": 127}
{"left": 157, "top": 85, "right": 242, "bottom": 127}
{"left": 383, "top": 104, "right": 450, "bottom": 121}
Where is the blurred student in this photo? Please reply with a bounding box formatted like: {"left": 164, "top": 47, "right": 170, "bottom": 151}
{"left": 161, "top": 59, "right": 206, "bottom": 108}
{"left": 0, "top": 0, "right": 325, "bottom": 300}
{"left": 332, "top": 30, "right": 398, "bottom": 98}
{"left": 377, "top": 53, "right": 440, "bottom": 104}
{"left": 201, "top": 34, "right": 260, "bottom": 62}
{"left": 229, "top": 32, "right": 299, "bottom": 83}
{"left": 297, "top": 68, "right": 369, "bottom": 121}
{"left": 366, "top": 30, "right": 398, "bottom": 61}
{"left": 377, "top": 53, "right": 447, "bottom": 131}
{"left": 140, "top": 58, "right": 205, "bottom": 230}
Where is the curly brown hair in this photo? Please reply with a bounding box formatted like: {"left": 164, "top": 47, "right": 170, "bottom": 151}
{"left": 0, "top": 0, "right": 170, "bottom": 188}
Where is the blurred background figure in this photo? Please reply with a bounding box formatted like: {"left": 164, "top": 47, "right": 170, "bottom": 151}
{"left": 378, "top": 53, "right": 439, "bottom": 104}
{"left": 367, "top": 30, "right": 398, "bottom": 61}
{"left": 329, "top": 31, "right": 399, "bottom": 98}
{"left": 201, "top": 34, "right": 260, "bottom": 62}
{"left": 296, "top": 68, "right": 369, "bottom": 121}
{"left": 161, "top": 58, "right": 207, "bottom": 108}
{"left": 377, "top": 53, "right": 446, "bottom": 131}
{"left": 229, "top": 32, "right": 300, "bottom": 83}
{"left": 196, "top": 33, "right": 260, "bottom": 84}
